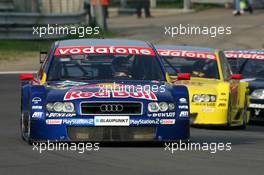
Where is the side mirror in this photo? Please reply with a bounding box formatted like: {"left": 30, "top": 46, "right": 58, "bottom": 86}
{"left": 19, "top": 74, "right": 34, "bottom": 81}
{"left": 230, "top": 74, "right": 242, "bottom": 80}
{"left": 40, "top": 51, "right": 47, "bottom": 64}
{"left": 177, "top": 73, "right": 191, "bottom": 80}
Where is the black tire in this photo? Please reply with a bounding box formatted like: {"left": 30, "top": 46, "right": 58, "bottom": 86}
{"left": 238, "top": 96, "right": 248, "bottom": 129}
{"left": 20, "top": 112, "right": 33, "bottom": 144}
{"left": 226, "top": 96, "right": 232, "bottom": 129}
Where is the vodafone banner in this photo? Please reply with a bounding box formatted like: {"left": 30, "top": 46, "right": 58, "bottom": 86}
{"left": 224, "top": 52, "right": 264, "bottom": 60}
{"left": 157, "top": 49, "right": 216, "bottom": 60}
{"left": 54, "top": 46, "right": 155, "bottom": 56}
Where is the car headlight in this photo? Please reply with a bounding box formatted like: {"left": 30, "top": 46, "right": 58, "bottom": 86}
{"left": 193, "top": 94, "right": 202, "bottom": 102}
{"left": 202, "top": 94, "right": 210, "bottom": 102}
{"left": 159, "top": 102, "right": 168, "bottom": 112}
{"left": 192, "top": 94, "right": 216, "bottom": 102}
{"left": 63, "top": 102, "right": 75, "bottom": 112}
{"left": 148, "top": 102, "right": 175, "bottom": 112}
{"left": 148, "top": 102, "right": 159, "bottom": 112}
{"left": 53, "top": 102, "right": 64, "bottom": 112}
{"left": 168, "top": 103, "right": 175, "bottom": 111}
{"left": 46, "top": 102, "right": 75, "bottom": 112}
{"left": 251, "top": 89, "right": 264, "bottom": 99}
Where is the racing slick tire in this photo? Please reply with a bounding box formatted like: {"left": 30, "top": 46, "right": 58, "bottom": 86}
{"left": 20, "top": 112, "right": 33, "bottom": 144}
{"left": 237, "top": 96, "right": 248, "bottom": 130}
{"left": 227, "top": 96, "right": 232, "bottom": 129}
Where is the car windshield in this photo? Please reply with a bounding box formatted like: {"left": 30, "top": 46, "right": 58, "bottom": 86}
{"left": 228, "top": 59, "right": 264, "bottom": 79}
{"left": 160, "top": 56, "right": 219, "bottom": 79}
{"left": 47, "top": 53, "right": 165, "bottom": 81}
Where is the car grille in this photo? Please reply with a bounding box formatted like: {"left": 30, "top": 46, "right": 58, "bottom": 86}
{"left": 67, "top": 127, "right": 156, "bottom": 141}
{"left": 80, "top": 102, "right": 142, "bottom": 115}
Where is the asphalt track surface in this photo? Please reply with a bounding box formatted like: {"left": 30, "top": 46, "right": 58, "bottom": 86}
{"left": 0, "top": 74, "right": 264, "bottom": 175}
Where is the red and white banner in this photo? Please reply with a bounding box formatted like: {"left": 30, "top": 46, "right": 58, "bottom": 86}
{"left": 224, "top": 52, "right": 264, "bottom": 60}
{"left": 64, "top": 90, "right": 157, "bottom": 101}
{"left": 157, "top": 49, "right": 216, "bottom": 60}
{"left": 54, "top": 46, "right": 155, "bottom": 56}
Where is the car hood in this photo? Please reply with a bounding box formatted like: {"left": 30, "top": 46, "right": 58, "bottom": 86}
{"left": 44, "top": 80, "right": 175, "bottom": 102}
{"left": 173, "top": 78, "right": 222, "bottom": 95}
{"left": 242, "top": 78, "right": 264, "bottom": 93}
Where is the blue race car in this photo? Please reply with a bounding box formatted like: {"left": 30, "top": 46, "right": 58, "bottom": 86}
{"left": 20, "top": 39, "right": 190, "bottom": 143}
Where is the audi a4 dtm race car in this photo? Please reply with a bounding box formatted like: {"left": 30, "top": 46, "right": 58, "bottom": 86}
{"left": 155, "top": 45, "right": 250, "bottom": 128}
{"left": 225, "top": 50, "right": 264, "bottom": 122}
{"left": 20, "top": 39, "right": 190, "bottom": 143}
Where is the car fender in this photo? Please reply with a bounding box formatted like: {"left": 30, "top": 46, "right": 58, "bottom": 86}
{"left": 171, "top": 85, "right": 190, "bottom": 119}
{"left": 237, "top": 81, "right": 249, "bottom": 109}
{"left": 21, "top": 82, "right": 31, "bottom": 113}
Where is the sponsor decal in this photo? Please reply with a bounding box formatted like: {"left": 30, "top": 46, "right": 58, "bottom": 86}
{"left": 219, "top": 98, "right": 227, "bottom": 102}
{"left": 46, "top": 119, "right": 62, "bottom": 125}
{"left": 201, "top": 107, "right": 215, "bottom": 112}
{"left": 158, "top": 49, "right": 216, "bottom": 60}
{"left": 193, "top": 102, "right": 216, "bottom": 107}
{"left": 254, "top": 109, "right": 261, "bottom": 116}
{"left": 32, "top": 106, "right": 43, "bottom": 110}
{"left": 160, "top": 119, "right": 176, "bottom": 125}
{"left": 224, "top": 51, "right": 264, "bottom": 60}
{"left": 64, "top": 90, "right": 157, "bottom": 101}
{"left": 32, "top": 112, "right": 43, "bottom": 118}
{"left": 94, "top": 116, "right": 130, "bottom": 126}
{"left": 179, "top": 98, "right": 187, "bottom": 104}
{"left": 46, "top": 113, "right": 76, "bottom": 118}
{"left": 250, "top": 103, "right": 264, "bottom": 109}
{"left": 32, "top": 97, "right": 42, "bottom": 104}
{"left": 148, "top": 112, "right": 176, "bottom": 117}
{"left": 56, "top": 81, "right": 88, "bottom": 87}
{"left": 62, "top": 119, "right": 94, "bottom": 125}
{"left": 173, "top": 81, "right": 203, "bottom": 86}
{"left": 54, "top": 46, "right": 155, "bottom": 56}
{"left": 100, "top": 104, "right": 124, "bottom": 112}
{"left": 179, "top": 111, "right": 189, "bottom": 117}
{"left": 178, "top": 105, "right": 189, "bottom": 110}
{"left": 218, "top": 103, "right": 226, "bottom": 107}
{"left": 130, "top": 118, "right": 159, "bottom": 126}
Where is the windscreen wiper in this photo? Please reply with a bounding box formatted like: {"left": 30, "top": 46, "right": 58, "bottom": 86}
{"left": 238, "top": 59, "right": 249, "bottom": 74}
{"left": 162, "top": 57, "right": 179, "bottom": 74}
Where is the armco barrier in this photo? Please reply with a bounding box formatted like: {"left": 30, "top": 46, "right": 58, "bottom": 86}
{"left": 0, "top": 11, "right": 87, "bottom": 39}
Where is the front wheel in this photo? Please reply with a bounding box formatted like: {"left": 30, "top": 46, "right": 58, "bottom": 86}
{"left": 20, "top": 112, "right": 33, "bottom": 144}
{"left": 238, "top": 96, "right": 248, "bottom": 129}
{"left": 226, "top": 96, "right": 232, "bottom": 128}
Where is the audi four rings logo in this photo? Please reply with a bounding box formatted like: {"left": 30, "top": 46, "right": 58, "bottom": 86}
{"left": 100, "top": 104, "right": 124, "bottom": 112}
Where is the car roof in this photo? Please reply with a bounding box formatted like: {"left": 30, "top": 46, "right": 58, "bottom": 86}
{"left": 155, "top": 45, "right": 217, "bottom": 54}
{"left": 57, "top": 39, "right": 151, "bottom": 48}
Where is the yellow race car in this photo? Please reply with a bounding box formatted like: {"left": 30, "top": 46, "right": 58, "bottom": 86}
{"left": 155, "top": 45, "right": 250, "bottom": 128}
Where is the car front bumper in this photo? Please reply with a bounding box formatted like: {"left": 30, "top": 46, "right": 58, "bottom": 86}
{"left": 30, "top": 117, "right": 190, "bottom": 142}
{"left": 249, "top": 99, "right": 264, "bottom": 121}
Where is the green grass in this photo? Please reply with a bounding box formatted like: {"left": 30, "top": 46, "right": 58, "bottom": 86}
{"left": 0, "top": 40, "right": 52, "bottom": 52}
{"left": 192, "top": 3, "right": 224, "bottom": 11}
{"left": 0, "top": 29, "right": 116, "bottom": 61}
